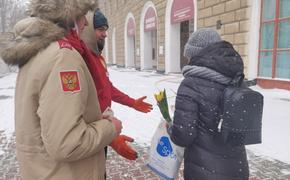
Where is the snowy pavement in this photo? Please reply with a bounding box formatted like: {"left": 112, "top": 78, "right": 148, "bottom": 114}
{"left": 1, "top": 132, "right": 290, "bottom": 179}
{"left": 108, "top": 66, "right": 290, "bottom": 165}
{"left": 1, "top": 67, "right": 290, "bottom": 179}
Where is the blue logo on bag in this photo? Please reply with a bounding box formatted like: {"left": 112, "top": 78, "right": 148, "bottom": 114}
{"left": 157, "top": 136, "right": 173, "bottom": 157}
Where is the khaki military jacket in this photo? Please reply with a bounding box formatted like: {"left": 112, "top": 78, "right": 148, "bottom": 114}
{"left": 1, "top": 17, "right": 117, "bottom": 180}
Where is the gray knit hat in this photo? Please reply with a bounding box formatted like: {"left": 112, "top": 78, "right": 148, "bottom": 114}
{"left": 184, "top": 28, "right": 221, "bottom": 60}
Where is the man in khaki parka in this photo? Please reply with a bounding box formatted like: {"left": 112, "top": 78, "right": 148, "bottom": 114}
{"left": 0, "top": 0, "right": 122, "bottom": 179}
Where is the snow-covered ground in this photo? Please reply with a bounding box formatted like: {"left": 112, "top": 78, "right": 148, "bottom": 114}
{"left": 0, "top": 59, "right": 10, "bottom": 74}
{"left": 0, "top": 72, "right": 15, "bottom": 135}
{"left": 1, "top": 67, "right": 290, "bottom": 164}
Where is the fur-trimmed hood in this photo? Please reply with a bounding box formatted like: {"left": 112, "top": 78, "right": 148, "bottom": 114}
{"left": 28, "top": 0, "right": 97, "bottom": 28}
{"left": 1, "top": 0, "right": 98, "bottom": 67}
{"left": 1, "top": 17, "right": 65, "bottom": 66}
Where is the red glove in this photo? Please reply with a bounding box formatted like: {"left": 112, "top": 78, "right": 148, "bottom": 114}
{"left": 110, "top": 135, "right": 138, "bottom": 160}
{"left": 133, "top": 96, "right": 153, "bottom": 113}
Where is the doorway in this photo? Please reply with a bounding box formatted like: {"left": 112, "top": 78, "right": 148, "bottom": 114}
{"left": 180, "top": 20, "right": 189, "bottom": 69}
{"left": 151, "top": 30, "right": 157, "bottom": 69}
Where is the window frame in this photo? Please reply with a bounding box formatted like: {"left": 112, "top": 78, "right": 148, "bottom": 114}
{"left": 259, "top": 0, "right": 290, "bottom": 79}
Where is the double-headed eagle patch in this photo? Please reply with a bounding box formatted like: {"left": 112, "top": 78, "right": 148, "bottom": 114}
{"left": 59, "top": 71, "right": 81, "bottom": 93}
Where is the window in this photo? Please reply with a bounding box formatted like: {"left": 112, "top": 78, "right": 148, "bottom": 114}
{"left": 259, "top": 0, "right": 290, "bottom": 79}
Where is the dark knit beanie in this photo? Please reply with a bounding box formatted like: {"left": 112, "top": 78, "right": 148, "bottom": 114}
{"left": 93, "top": 10, "right": 109, "bottom": 29}
{"left": 184, "top": 28, "right": 221, "bottom": 60}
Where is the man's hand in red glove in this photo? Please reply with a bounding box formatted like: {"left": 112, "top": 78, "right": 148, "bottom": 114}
{"left": 110, "top": 135, "right": 138, "bottom": 160}
{"left": 133, "top": 96, "right": 153, "bottom": 113}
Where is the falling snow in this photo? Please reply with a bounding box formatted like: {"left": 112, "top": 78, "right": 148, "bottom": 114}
{"left": 1, "top": 67, "right": 290, "bottom": 164}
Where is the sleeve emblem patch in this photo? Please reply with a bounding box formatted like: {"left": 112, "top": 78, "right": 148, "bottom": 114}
{"left": 59, "top": 71, "right": 81, "bottom": 92}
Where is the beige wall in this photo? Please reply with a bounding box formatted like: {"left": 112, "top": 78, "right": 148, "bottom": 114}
{"left": 99, "top": 0, "right": 253, "bottom": 75}
{"left": 197, "top": 0, "right": 253, "bottom": 77}
{"left": 99, "top": 0, "right": 167, "bottom": 71}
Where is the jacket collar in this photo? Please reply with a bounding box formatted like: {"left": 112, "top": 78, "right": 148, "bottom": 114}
{"left": 182, "top": 65, "right": 232, "bottom": 85}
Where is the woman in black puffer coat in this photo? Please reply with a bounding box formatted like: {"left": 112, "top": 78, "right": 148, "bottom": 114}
{"left": 168, "top": 28, "right": 249, "bottom": 180}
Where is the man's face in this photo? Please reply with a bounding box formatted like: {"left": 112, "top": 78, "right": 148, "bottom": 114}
{"left": 94, "top": 26, "right": 108, "bottom": 52}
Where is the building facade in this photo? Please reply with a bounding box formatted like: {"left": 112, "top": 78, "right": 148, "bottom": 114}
{"left": 98, "top": 0, "right": 290, "bottom": 90}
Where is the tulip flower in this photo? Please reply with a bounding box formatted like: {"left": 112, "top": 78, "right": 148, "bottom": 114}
{"left": 154, "top": 89, "right": 172, "bottom": 123}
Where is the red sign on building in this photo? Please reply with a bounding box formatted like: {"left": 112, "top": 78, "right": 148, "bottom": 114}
{"left": 144, "top": 7, "right": 157, "bottom": 31}
{"left": 171, "top": 0, "right": 194, "bottom": 24}
{"left": 127, "top": 17, "right": 135, "bottom": 36}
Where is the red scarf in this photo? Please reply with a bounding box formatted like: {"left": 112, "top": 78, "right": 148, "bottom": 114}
{"left": 65, "top": 30, "right": 105, "bottom": 90}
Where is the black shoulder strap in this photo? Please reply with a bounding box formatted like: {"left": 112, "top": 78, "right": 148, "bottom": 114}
{"left": 229, "top": 72, "right": 244, "bottom": 87}
{"left": 218, "top": 72, "right": 244, "bottom": 132}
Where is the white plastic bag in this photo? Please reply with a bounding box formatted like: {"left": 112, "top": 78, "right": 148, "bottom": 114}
{"left": 147, "top": 120, "right": 184, "bottom": 180}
